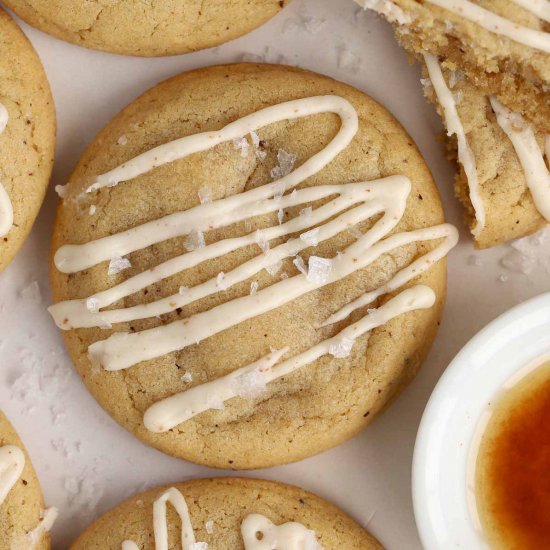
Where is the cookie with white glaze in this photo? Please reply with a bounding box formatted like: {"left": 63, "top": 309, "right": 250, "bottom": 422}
{"left": 420, "top": 56, "right": 549, "bottom": 248}
{"left": 0, "top": 7, "right": 56, "bottom": 271}
{"left": 356, "top": 0, "right": 550, "bottom": 132}
{"left": 70, "top": 477, "right": 383, "bottom": 549}
{"left": 0, "top": 410, "right": 56, "bottom": 550}
{"left": 2, "top": 0, "right": 290, "bottom": 57}
{"left": 49, "top": 63, "right": 457, "bottom": 469}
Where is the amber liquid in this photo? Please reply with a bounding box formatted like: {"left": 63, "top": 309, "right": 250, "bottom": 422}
{"left": 476, "top": 361, "right": 550, "bottom": 549}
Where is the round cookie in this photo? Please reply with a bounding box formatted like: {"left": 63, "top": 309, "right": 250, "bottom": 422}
{"left": 70, "top": 477, "right": 383, "bottom": 549}
{"left": 2, "top": 0, "right": 290, "bottom": 57}
{"left": 0, "top": 7, "right": 56, "bottom": 271}
{"left": 0, "top": 410, "right": 54, "bottom": 549}
{"left": 50, "top": 63, "right": 456, "bottom": 469}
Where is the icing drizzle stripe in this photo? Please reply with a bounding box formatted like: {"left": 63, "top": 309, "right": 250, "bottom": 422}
{"left": 425, "top": 0, "right": 550, "bottom": 52}
{"left": 0, "top": 104, "right": 14, "bottom": 238}
{"left": 0, "top": 445, "right": 25, "bottom": 506}
{"left": 490, "top": 97, "right": 550, "bottom": 223}
{"left": 423, "top": 53, "right": 484, "bottom": 236}
{"left": 122, "top": 487, "right": 323, "bottom": 549}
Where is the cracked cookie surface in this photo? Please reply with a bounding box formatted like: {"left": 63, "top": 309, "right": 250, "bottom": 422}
{"left": 50, "top": 63, "right": 447, "bottom": 469}
{"left": 0, "top": 7, "right": 55, "bottom": 271}
{"left": 2, "top": 0, "right": 291, "bottom": 57}
{"left": 70, "top": 477, "right": 383, "bottom": 549}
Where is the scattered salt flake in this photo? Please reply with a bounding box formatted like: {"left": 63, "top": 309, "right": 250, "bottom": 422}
{"left": 206, "top": 394, "right": 225, "bottom": 411}
{"left": 271, "top": 149, "right": 297, "bottom": 179}
{"left": 216, "top": 272, "right": 227, "bottom": 290}
{"left": 55, "top": 184, "right": 69, "bottom": 199}
{"left": 265, "top": 259, "right": 282, "bottom": 276}
{"left": 256, "top": 150, "right": 267, "bottom": 161}
{"left": 280, "top": 271, "right": 289, "bottom": 280}
{"left": 300, "top": 227, "right": 320, "bottom": 246}
{"left": 338, "top": 45, "right": 361, "bottom": 72}
{"left": 293, "top": 255, "right": 308, "bottom": 276}
{"left": 307, "top": 256, "right": 332, "bottom": 284}
{"left": 117, "top": 134, "right": 128, "bottom": 146}
{"left": 85, "top": 297, "right": 100, "bottom": 313}
{"left": 300, "top": 206, "right": 312, "bottom": 218}
{"left": 181, "top": 371, "right": 193, "bottom": 383}
{"left": 278, "top": 208, "right": 284, "bottom": 225}
{"left": 108, "top": 256, "right": 131, "bottom": 275}
{"left": 185, "top": 229, "right": 205, "bottom": 251}
{"left": 232, "top": 368, "right": 267, "bottom": 399}
{"left": 329, "top": 337, "right": 355, "bottom": 359}
{"left": 190, "top": 543, "right": 209, "bottom": 550}
{"left": 448, "top": 70, "right": 463, "bottom": 89}
{"left": 244, "top": 219, "right": 253, "bottom": 232}
{"left": 205, "top": 520, "right": 214, "bottom": 534}
{"left": 303, "top": 17, "right": 327, "bottom": 34}
{"left": 250, "top": 281, "right": 259, "bottom": 295}
{"left": 233, "top": 137, "right": 250, "bottom": 157}
{"left": 273, "top": 181, "right": 286, "bottom": 201}
{"left": 178, "top": 286, "right": 188, "bottom": 295}
{"left": 198, "top": 186, "right": 212, "bottom": 204}
{"left": 250, "top": 131, "right": 261, "bottom": 148}
{"left": 20, "top": 281, "right": 42, "bottom": 304}
{"left": 88, "top": 205, "right": 97, "bottom": 216}
{"left": 500, "top": 249, "right": 536, "bottom": 275}
{"left": 467, "top": 255, "right": 483, "bottom": 267}
{"left": 254, "top": 230, "right": 270, "bottom": 253}
{"left": 420, "top": 77, "right": 433, "bottom": 91}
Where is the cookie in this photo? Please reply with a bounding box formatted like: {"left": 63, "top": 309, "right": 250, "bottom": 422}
{"left": 420, "top": 55, "right": 549, "bottom": 248}
{"left": 0, "top": 7, "right": 56, "bottom": 271}
{"left": 70, "top": 477, "right": 382, "bottom": 549}
{"left": 49, "top": 63, "right": 457, "bottom": 469}
{"left": 357, "top": 0, "right": 550, "bottom": 131}
{"left": 0, "top": 410, "right": 57, "bottom": 550}
{"left": 2, "top": 0, "right": 290, "bottom": 57}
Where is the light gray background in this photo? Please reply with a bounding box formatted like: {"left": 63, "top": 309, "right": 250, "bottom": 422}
{"left": 0, "top": 0, "right": 548, "bottom": 548}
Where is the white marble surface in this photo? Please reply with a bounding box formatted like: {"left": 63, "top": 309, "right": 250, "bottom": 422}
{"left": 0, "top": 0, "right": 548, "bottom": 548}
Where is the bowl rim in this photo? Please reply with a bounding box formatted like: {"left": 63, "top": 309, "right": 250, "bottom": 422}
{"left": 412, "top": 291, "right": 550, "bottom": 550}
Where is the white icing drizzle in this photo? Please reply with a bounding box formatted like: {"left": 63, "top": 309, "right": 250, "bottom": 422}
{"left": 490, "top": 97, "right": 550, "bottom": 222}
{"left": 122, "top": 487, "right": 322, "bottom": 549}
{"left": 123, "top": 487, "right": 195, "bottom": 550}
{"left": 49, "top": 95, "right": 458, "bottom": 432}
{"left": 423, "top": 53, "right": 484, "bottom": 236}
{"left": 144, "top": 285, "right": 440, "bottom": 432}
{"left": 0, "top": 104, "right": 14, "bottom": 238}
{"left": 27, "top": 507, "right": 59, "bottom": 547}
{"left": 242, "top": 514, "right": 324, "bottom": 550}
{"left": 0, "top": 445, "right": 25, "bottom": 506}
{"left": 511, "top": 0, "right": 550, "bottom": 24}
{"left": 425, "top": 0, "right": 550, "bottom": 53}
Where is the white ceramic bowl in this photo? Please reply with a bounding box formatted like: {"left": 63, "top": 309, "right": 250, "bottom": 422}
{"left": 412, "top": 292, "right": 550, "bottom": 550}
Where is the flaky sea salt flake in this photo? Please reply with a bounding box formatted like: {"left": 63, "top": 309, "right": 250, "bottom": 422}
{"left": 300, "top": 227, "right": 320, "bottom": 246}
{"left": 198, "top": 186, "right": 212, "bottom": 204}
{"left": 108, "top": 256, "right": 131, "bottom": 275}
{"left": 185, "top": 229, "right": 206, "bottom": 251}
{"left": 293, "top": 255, "right": 308, "bottom": 276}
{"left": 306, "top": 256, "right": 332, "bottom": 284}
{"left": 329, "top": 337, "right": 355, "bottom": 359}
{"left": 250, "top": 281, "right": 259, "bottom": 295}
{"left": 205, "top": 520, "right": 214, "bottom": 534}
{"left": 233, "top": 137, "right": 250, "bottom": 158}
{"left": 20, "top": 281, "right": 42, "bottom": 304}
{"left": 271, "top": 149, "right": 297, "bottom": 179}
{"left": 181, "top": 371, "right": 193, "bottom": 383}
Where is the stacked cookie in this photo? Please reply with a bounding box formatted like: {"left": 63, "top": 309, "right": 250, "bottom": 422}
{"left": 0, "top": 0, "right": 467, "bottom": 548}
{"left": 357, "top": 0, "right": 550, "bottom": 247}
